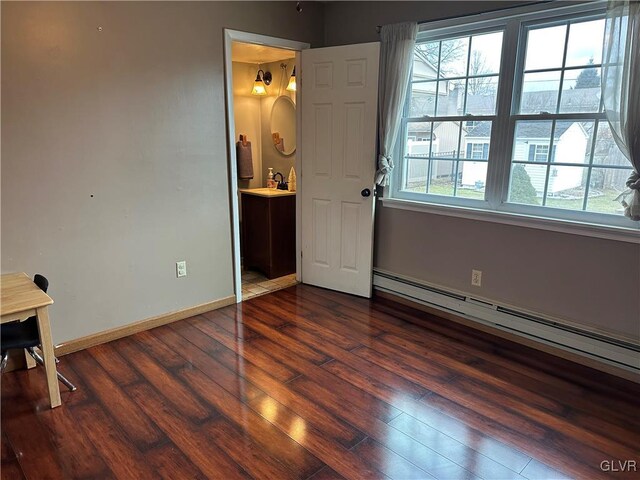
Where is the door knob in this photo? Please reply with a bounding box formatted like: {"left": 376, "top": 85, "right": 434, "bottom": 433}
{"left": 361, "top": 188, "right": 371, "bottom": 197}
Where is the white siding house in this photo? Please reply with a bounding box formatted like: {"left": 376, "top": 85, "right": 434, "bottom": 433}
{"left": 463, "top": 122, "right": 589, "bottom": 193}
{"left": 404, "top": 53, "right": 593, "bottom": 197}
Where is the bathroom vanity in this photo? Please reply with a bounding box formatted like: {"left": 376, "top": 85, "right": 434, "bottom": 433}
{"left": 239, "top": 188, "right": 296, "bottom": 279}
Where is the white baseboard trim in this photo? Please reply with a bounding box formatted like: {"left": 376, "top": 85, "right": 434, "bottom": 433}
{"left": 373, "top": 269, "right": 639, "bottom": 378}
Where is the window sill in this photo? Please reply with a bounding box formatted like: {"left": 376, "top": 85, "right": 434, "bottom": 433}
{"left": 379, "top": 197, "right": 640, "bottom": 244}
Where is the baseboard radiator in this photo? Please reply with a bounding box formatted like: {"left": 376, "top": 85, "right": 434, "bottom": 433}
{"left": 373, "top": 270, "right": 640, "bottom": 375}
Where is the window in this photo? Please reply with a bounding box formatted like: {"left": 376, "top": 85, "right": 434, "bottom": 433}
{"left": 528, "top": 144, "right": 555, "bottom": 163}
{"left": 400, "top": 29, "right": 502, "bottom": 199}
{"left": 468, "top": 143, "right": 490, "bottom": 160}
{"left": 391, "top": 3, "right": 636, "bottom": 230}
{"left": 508, "top": 16, "right": 632, "bottom": 215}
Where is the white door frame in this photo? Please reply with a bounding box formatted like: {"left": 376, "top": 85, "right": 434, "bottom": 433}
{"left": 223, "top": 29, "right": 309, "bottom": 302}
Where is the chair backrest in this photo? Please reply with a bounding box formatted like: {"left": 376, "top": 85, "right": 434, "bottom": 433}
{"left": 33, "top": 274, "right": 49, "bottom": 293}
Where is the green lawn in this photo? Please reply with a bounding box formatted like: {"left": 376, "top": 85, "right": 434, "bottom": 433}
{"left": 404, "top": 182, "right": 624, "bottom": 215}
{"left": 405, "top": 181, "right": 485, "bottom": 199}
{"left": 543, "top": 191, "right": 623, "bottom": 214}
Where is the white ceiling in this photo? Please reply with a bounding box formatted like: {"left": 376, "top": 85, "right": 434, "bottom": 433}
{"left": 231, "top": 42, "right": 296, "bottom": 64}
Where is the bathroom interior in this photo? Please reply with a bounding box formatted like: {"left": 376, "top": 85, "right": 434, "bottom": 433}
{"left": 231, "top": 41, "right": 299, "bottom": 300}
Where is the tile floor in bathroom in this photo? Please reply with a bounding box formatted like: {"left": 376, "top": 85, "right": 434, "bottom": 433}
{"left": 241, "top": 269, "right": 298, "bottom": 300}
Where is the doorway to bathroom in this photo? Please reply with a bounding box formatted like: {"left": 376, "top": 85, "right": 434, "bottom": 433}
{"left": 223, "top": 30, "right": 309, "bottom": 302}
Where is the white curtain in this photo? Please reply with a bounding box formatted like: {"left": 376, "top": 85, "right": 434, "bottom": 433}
{"left": 602, "top": 0, "right": 640, "bottom": 220}
{"left": 375, "top": 22, "right": 419, "bottom": 187}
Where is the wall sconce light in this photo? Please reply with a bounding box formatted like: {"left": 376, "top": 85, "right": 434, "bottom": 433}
{"left": 251, "top": 68, "right": 272, "bottom": 96}
{"left": 286, "top": 66, "right": 296, "bottom": 92}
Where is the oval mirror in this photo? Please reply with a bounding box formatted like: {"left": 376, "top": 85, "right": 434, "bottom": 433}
{"left": 270, "top": 95, "right": 296, "bottom": 155}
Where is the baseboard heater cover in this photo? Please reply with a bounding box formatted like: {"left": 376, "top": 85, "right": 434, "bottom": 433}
{"left": 373, "top": 270, "right": 640, "bottom": 374}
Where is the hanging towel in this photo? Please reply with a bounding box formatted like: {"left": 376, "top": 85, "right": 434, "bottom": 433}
{"left": 236, "top": 136, "right": 254, "bottom": 179}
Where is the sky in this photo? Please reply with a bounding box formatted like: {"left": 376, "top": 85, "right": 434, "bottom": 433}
{"left": 420, "top": 18, "right": 607, "bottom": 96}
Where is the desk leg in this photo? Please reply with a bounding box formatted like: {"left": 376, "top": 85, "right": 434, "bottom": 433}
{"left": 36, "top": 306, "right": 61, "bottom": 408}
{"left": 25, "top": 350, "right": 37, "bottom": 369}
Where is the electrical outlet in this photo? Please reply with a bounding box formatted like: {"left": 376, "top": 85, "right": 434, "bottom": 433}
{"left": 176, "top": 261, "right": 187, "bottom": 278}
{"left": 471, "top": 269, "right": 482, "bottom": 287}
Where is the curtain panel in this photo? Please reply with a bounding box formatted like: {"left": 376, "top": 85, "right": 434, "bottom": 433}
{"left": 375, "top": 22, "right": 419, "bottom": 187}
{"left": 602, "top": 0, "right": 640, "bottom": 220}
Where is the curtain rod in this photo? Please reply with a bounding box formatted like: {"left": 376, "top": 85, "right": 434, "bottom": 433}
{"left": 375, "top": 1, "right": 549, "bottom": 33}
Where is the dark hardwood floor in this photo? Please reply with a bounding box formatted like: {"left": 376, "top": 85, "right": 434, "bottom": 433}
{"left": 2, "top": 285, "right": 639, "bottom": 479}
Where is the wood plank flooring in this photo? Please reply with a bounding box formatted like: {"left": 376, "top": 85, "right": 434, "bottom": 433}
{"left": 2, "top": 284, "right": 639, "bottom": 479}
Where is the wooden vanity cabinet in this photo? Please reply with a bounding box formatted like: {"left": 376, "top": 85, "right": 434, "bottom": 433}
{"left": 240, "top": 191, "right": 296, "bottom": 279}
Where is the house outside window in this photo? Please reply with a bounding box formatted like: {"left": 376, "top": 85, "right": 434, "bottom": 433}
{"left": 390, "top": 2, "right": 636, "bottom": 230}
{"left": 468, "top": 143, "right": 489, "bottom": 160}
{"left": 530, "top": 144, "right": 549, "bottom": 163}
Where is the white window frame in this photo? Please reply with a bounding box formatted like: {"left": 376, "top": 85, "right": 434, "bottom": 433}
{"left": 385, "top": 0, "right": 640, "bottom": 242}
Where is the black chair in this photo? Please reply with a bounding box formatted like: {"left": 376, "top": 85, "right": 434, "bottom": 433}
{"left": 1, "top": 274, "right": 76, "bottom": 391}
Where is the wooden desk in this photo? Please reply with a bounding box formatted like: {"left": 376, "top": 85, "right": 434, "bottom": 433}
{"left": 1, "top": 273, "right": 61, "bottom": 408}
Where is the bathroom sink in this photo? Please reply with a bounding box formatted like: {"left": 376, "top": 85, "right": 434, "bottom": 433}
{"left": 239, "top": 188, "right": 295, "bottom": 197}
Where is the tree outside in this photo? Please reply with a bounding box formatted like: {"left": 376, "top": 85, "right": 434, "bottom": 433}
{"left": 510, "top": 164, "right": 539, "bottom": 204}
{"left": 574, "top": 59, "right": 601, "bottom": 89}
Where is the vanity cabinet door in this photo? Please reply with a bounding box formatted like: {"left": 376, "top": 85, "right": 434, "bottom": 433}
{"left": 241, "top": 193, "right": 295, "bottom": 279}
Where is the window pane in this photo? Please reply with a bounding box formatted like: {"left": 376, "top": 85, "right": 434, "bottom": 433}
{"left": 459, "top": 161, "right": 488, "bottom": 195}
{"left": 432, "top": 121, "right": 461, "bottom": 159}
{"left": 428, "top": 160, "right": 456, "bottom": 196}
{"left": 403, "top": 158, "right": 428, "bottom": 192}
{"left": 436, "top": 81, "right": 463, "bottom": 116}
{"left": 462, "top": 121, "right": 492, "bottom": 159}
{"left": 520, "top": 71, "right": 561, "bottom": 114}
{"left": 566, "top": 19, "right": 605, "bottom": 67}
{"left": 470, "top": 31, "right": 503, "bottom": 75}
{"left": 410, "top": 82, "right": 437, "bottom": 117}
{"left": 592, "top": 121, "right": 628, "bottom": 167}
{"left": 508, "top": 164, "right": 544, "bottom": 205}
{"left": 544, "top": 166, "right": 588, "bottom": 209}
{"left": 524, "top": 25, "right": 567, "bottom": 71}
{"left": 586, "top": 168, "right": 632, "bottom": 214}
{"left": 513, "top": 121, "right": 552, "bottom": 162}
{"left": 465, "top": 75, "right": 499, "bottom": 114}
{"left": 406, "top": 122, "right": 433, "bottom": 157}
{"left": 413, "top": 43, "right": 440, "bottom": 81}
{"left": 439, "top": 37, "right": 469, "bottom": 78}
{"left": 559, "top": 68, "right": 601, "bottom": 113}
{"left": 551, "top": 121, "right": 593, "bottom": 164}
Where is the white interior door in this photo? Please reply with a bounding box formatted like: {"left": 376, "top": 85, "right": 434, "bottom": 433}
{"left": 300, "top": 43, "right": 380, "bottom": 298}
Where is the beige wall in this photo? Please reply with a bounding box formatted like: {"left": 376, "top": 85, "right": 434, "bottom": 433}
{"left": 325, "top": 1, "right": 640, "bottom": 340}
{"left": 1, "top": 1, "right": 324, "bottom": 344}
{"left": 374, "top": 207, "right": 639, "bottom": 338}
{"left": 323, "top": 0, "right": 528, "bottom": 46}
{"left": 233, "top": 61, "right": 263, "bottom": 190}
{"left": 260, "top": 59, "right": 297, "bottom": 185}
{"left": 232, "top": 59, "right": 296, "bottom": 190}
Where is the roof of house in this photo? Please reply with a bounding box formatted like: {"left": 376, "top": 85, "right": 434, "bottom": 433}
{"left": 412, "top": 50, "right": 439, "bottom": 75}
{"left": 407, "top": 121, "right": 463, "bottom": 134}
{"left": 467, "top": 120, "right": 580, "bottom": 140}
{"left": 520, "top": 87, "right": 600, "bottom": 114}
